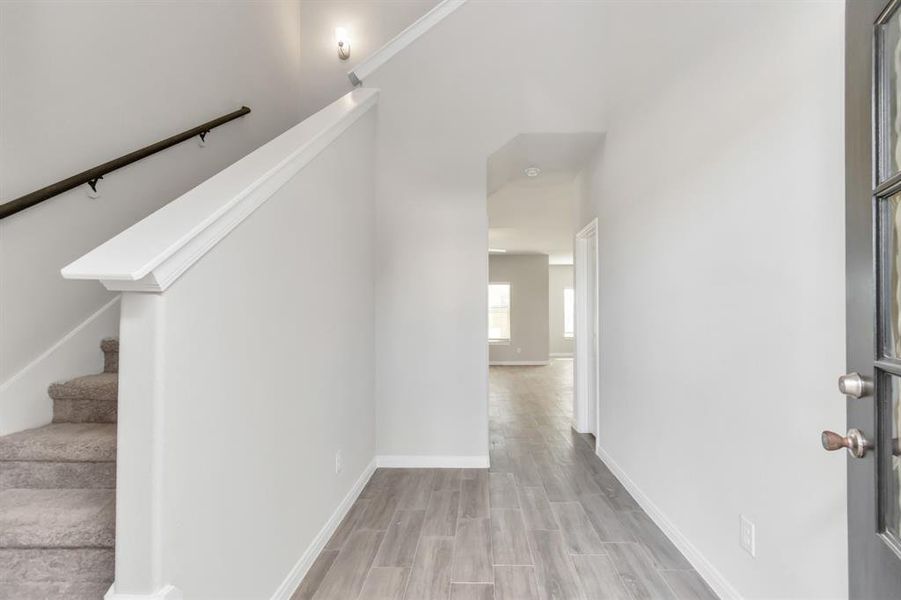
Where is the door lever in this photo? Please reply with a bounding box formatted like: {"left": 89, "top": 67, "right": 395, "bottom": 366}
{"left": 822, "top": 428, "right": 872, "bottom": 458}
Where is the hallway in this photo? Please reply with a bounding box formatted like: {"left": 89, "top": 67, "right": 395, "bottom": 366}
{"left": 293, "top": 360, "right": 716, "bottom": 600}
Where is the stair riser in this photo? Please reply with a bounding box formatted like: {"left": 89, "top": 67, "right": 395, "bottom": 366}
{"left": 103, "top": 350, "right": 118, "bottom": 374}
{"left": 0, "top": 423, "right": 118, "bottom": 463}
{"left": 101, "top": 339, "right": 118, "bottom": 374}
{"left": 48, "top": 383, "right": 117, "bottom": 403}
{"left": 52, "top": 399, "right": 116, "bottom": 424}
{"left": 0, "top": 461, "right": 115, "bottom": 490}
{"left": 0, "top": 527, "right": 114, "bottom": 549}
{"left": 0, "top": 582, "right": 112, "bottom": 600}
{"left": 0, "top": 548, "right": 113, "bottom": 583}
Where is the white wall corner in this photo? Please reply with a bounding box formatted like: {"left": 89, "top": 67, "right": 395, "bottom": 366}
{"left": 376, "top": 455, "right": 489, "bottom": 469}
{"left": 269, "top": 458, "right": 378, "bottom": 600}
{"left": 0, "top": 295, "right": 120, "bottom": 435}
{"left": 105, "top": 584, "right": 182, "bottom": 600}
{"left": 595, "top": 446, "right": 742, "bottom": 600}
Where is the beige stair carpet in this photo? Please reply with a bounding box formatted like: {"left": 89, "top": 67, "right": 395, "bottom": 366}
{"left": 0, "top": 338, "right": 119, "bottom": 599}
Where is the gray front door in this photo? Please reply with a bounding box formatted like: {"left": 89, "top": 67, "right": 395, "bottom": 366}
{"left": 844, "top": 1, "right": 901, "bottom": 596}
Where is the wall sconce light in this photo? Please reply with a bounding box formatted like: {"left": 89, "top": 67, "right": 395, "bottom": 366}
{"left": 336, "top": 27, "right": 351, "bottom": 60}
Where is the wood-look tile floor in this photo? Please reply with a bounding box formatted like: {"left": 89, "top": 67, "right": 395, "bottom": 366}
{"left": 293, "top": 360, "right": 718, "bottom": 600}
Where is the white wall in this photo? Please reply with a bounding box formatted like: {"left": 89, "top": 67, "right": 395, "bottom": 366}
{"left": 580, "top": 2, "right": 847, "bottom": 598}
{"left": 297, "top": 0, "right": 439, "bottom": 120}
{"left": 0, "top": 0, "right": 305, "bottom": 433}
{"left": 489, "top": 254, "right": 549, "bottom": 364}
{"left": 549, "top": 265, "right": 573, "bottom": 357}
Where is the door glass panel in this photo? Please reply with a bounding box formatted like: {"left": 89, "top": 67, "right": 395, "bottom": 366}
{"left": 882, "top": 193, "right": 901, "bottom": 357}
{"left": 882, "top": 374, "right": 901, "bottom": 545}
{"left": 879, "top": 9, "right": 901, "bottom": 182}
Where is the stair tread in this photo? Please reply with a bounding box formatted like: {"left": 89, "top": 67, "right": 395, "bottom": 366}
{"left": 0, "top": 424, "right": 116, "bottom": 463}
{"left": 48, "top": 373, "right": 117, "bottom": 402}
{"left": 0, "top": 489, "right": 115, "bottom": 548}
{"left": 0, "top": 547, "right": 114, "bottom": 583}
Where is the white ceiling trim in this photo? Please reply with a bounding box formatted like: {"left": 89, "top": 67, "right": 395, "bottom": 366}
{"left": 348, "top": 0, "right": 468, "bottom": 86}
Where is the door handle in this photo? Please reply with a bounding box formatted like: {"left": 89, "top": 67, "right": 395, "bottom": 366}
{"left": 822, "top": 428, "right": 872, "bottom": 458}
{"left": 838, "top": 372, "right": 873, "bottom": 398}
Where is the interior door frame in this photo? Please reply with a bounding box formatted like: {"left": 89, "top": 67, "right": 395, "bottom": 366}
{"left": 574, "top": 218, "right": 599, "bottom": 440}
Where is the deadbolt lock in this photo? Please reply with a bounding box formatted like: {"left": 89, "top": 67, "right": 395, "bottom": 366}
{"left": 838, "top": 372, "right": 873, "bottom": 398}
{"left": 822, "top": 428, "right": 872, "bottom": 458}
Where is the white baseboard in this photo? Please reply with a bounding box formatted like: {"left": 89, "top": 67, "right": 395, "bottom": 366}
{"left": 549, "top": 353, "right": 573, "bottom": 358}
{"left": 0, "top": 296, "right": 120, "bottom": 435}
{"left": 488, "top": 361, "right": 549, "bottom": 366}
{"left": 270, "top": 458, "right": 378, "bottom": 600}
{"left": 105, "top": 584, "right": 182, "bottom": 600}
{"left": 376, "top": 455, "right": 490, "bottom": 469}
{"left": 595, "top": 446, "right": 740, "bottom": 600}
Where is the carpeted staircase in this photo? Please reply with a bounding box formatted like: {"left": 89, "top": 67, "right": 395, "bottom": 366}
{"left": 0, "top": 338, "right": 118, "bottom": 600}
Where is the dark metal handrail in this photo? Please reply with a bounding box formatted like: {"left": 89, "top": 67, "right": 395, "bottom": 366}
{"left": 0, "top": 106, "right": 251, "bottom": 220}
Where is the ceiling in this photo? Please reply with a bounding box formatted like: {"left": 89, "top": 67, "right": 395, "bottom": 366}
{"left": 487, "top": 133, "right": 603, "bottom": 264}
{"left": 487, "top": 132, "right": 603, "bottom": 195}
{"left": 488, "top": 178, "right": 578, "bottom": 265}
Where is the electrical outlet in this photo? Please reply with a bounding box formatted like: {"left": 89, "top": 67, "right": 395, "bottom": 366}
{"left": 516, "top": 347, "right": 522, "bottom": 354}
{"left": 739, "top": 515, "right": 756, "bottom": 557}
{"left": 335, "top": 450, "right": 343, "bottom": 475}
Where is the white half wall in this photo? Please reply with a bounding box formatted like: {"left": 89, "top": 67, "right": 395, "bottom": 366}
{"left": 581, "top": 2, "right": 847, "bottom": 598}
{"left": 102, "top": 104, "right": 378, "bottom": 598}
{"left": 0, "top": 0, "right": 304, "bottom": 433}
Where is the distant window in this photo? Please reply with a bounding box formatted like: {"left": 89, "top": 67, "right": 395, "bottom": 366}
{"left": 564, "top": 287, "right": 574, "bottom": 339}
{"left": 488, "top": 283, "right": 511, "bottom": 343}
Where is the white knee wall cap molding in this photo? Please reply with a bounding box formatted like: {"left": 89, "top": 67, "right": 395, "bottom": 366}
{"left": 61, "top": 89, "right": 379, "bottom": 293}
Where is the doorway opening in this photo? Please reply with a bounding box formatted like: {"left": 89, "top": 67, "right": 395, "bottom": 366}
{"left": 485, "top": 132, "right": 603, "bottom": 452}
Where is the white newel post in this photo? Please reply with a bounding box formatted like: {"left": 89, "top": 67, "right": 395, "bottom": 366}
{"left": 108, "top": 291, "right": 180, "bottom": 599}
